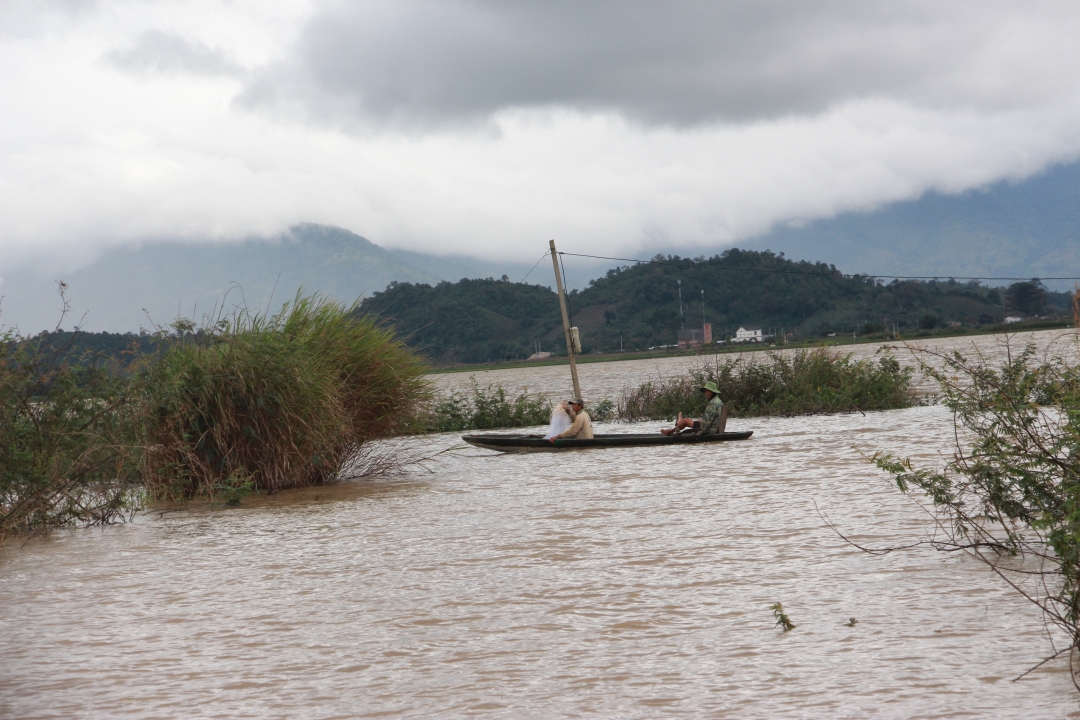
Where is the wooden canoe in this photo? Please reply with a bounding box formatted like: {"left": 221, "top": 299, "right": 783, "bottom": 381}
{"left": 462, "top": 430, "right": 753, "bottom": 453}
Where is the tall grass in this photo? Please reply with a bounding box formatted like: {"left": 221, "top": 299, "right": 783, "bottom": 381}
{"left": 619, "top": 346, "right": 918, "bottom": 422}
{"left": 0, "top": 330, "right": 142, "bottom": 538}
{"left": 138, "top": 294, "right": 430, "bottom": 501}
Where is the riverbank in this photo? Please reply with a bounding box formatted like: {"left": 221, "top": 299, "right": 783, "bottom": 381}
{"left": 430, "top": 316, "right": 1075, "bottom": 374}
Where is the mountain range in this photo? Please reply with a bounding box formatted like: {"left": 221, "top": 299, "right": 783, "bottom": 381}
{"left": 0, "top": 224, "right": 564, "bottom": 334}
{"left": 742, "top": 161, "right": 1080, "bottom": 289}
{"left": 2, "top": 160, "right": 1078, "bottom": 334}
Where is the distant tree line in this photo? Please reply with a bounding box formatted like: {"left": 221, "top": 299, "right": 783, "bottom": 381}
{"left": 357, "top": 250, "right": 1073, "bottom": 364}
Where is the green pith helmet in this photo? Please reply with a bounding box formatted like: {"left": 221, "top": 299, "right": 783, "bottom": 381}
{"left": 699, "top": 381, "right": 720, "bottom": 395}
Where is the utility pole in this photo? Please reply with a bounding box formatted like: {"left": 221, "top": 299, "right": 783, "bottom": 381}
{"left": 678, "top": 280, "right": 683, "bottom": 330}
{"left": 700, "top": 289, "right": 705, "bottom": 326}
{"left": 549, "top": 240, "right": 581, "bottom": 399}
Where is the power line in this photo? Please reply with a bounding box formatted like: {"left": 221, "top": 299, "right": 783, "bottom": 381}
{"left": 519, "top": 250, "right": 551, "bottom": 284}
{"left": 558, "top": 252, "right": 1080, "bottom": 282}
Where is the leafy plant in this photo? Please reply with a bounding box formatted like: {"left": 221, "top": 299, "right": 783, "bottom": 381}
{"left": 590, "top": 397, "right": 616, "bottom": 423}
{"left": 214, "top": 472, "right": 255, "bottom": 507}
{"left": 771, "top": 603, "right": 796, "bottom": 632}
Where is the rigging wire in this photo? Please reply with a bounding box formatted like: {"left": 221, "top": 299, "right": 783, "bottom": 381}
{"left": 557, "top": 251, "right": 1080, "bottom": 282}
{"left": 519, "top": 250, "right": 551, "bottom": 284}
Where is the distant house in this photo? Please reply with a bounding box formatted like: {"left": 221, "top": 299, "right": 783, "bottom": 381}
{"left": 526, "top": 351, "right": 552, "bottom": 361}
{"left": 735, "top": 326, "right": 764, "bottom": 343}
{"left": 1004, "top": 316, "right": 1024, "bottom": 324}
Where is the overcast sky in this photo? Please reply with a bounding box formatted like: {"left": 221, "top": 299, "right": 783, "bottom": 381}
{"left": 2, "top": 0, "right": 1080, "bottom": 273}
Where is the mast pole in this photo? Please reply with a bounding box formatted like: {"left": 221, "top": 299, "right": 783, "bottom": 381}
{"left": 550, "top": 240, "right": 581, "bottom": 399}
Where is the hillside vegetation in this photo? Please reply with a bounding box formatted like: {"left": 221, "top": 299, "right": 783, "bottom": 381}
{"left": 359, "top": 249, "right": 1072, "bottom": 364}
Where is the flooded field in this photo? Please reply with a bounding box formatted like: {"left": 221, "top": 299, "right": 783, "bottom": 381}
{"left": 3, "top": 329, "right": 1080, "bottom": 718}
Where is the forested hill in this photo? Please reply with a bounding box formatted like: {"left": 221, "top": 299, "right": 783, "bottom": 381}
{"left": 359, "top": 249, "right": 1071, "bottom": 365}
{"left": 358, "top": 278, "right": 563, "bottom": 365}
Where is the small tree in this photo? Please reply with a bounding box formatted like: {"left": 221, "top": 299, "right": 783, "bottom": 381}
{"left": 1006, "top": 279, "right": 1049, "bottom": 316}
{"left": 0, "top": 310, "right": 143, "bottom": 539}
{"left": 872, "top": 334, "right": 1080, "bottom": 684}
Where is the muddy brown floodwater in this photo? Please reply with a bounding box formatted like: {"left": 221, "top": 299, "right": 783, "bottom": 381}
{"left": 2, "top": 330, "right": 1080, "bottom": 718}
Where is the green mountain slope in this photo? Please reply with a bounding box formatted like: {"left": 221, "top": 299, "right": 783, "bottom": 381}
{"left": 359, "top": 279, "right": 563, "bottom": 364}
{"left": 360, "top": 248, "right": 1069, "bottom": 364}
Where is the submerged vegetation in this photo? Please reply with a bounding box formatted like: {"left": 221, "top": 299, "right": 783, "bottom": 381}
{"left": 1, "top": 294, "right": 430, "bottom": 540}
{"left": 770, "top": 603, "right": 796, "bottom": 632}
{"left": 424, "top": 382, "right": 552, "bottom": 432}
{"left": 618, "top": 346, "right": 919, "bottom": 422}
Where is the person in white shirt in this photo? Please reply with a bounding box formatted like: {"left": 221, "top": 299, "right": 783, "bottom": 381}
{"left": 549, "top": 398, "right": 593, "bottom": 442}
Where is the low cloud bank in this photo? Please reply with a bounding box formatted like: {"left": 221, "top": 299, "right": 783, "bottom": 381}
{"left": 1, "top": 1, "right": 1079, "bottom": 272}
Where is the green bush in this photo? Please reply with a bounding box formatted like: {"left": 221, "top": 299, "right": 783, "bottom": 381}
{"left": 426, "top": 381, "right": 551, "bottom": 432}
{"left": 0, "top": 331, "right": 142, "bottom": 539}
{"left": 590, "top": 398, "right": 616, "bottom": 422}
{"left": 138, "top": 294, "right": 430, "bottom": 501}
{"left": 619, "top": 346, "right": 919, "bottom": 421}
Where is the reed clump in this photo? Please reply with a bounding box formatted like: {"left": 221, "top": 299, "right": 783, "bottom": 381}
{"left": 138, "top": 294, "right": 430, "bottom": 501}
{"left": 0, "top": 330, "right": 143, "bottom": 538}
{"left": 619, "top": 346, "right": 918, "bottom": 421}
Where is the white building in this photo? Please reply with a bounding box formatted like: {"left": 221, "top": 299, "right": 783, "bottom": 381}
{"left": 735, "top": 325, "right": 764, "bottom": 343}
{"left": 1004, "top": 316, "right": 1024, "bottom": 324}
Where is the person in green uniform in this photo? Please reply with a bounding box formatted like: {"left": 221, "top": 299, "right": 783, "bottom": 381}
{"left": 660, "top": 382, "right": 725, "bottom": 435}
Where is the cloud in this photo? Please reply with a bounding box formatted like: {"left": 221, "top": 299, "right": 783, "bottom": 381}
{"left": 105, "top": 30, "right": 241, "bottom": 77}
{"left": 0, "top": 0, "right": 100, "bottom": 39}
{"left": 241, "top": 0, "right": 1080, "bottom": 127}
{"left": 1, "top": 0, "right": 1080, "bottom": 280}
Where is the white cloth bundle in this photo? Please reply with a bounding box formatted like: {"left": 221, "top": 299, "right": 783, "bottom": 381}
{"left": 543, "top": 405, "right": 571, "bottom": 440}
